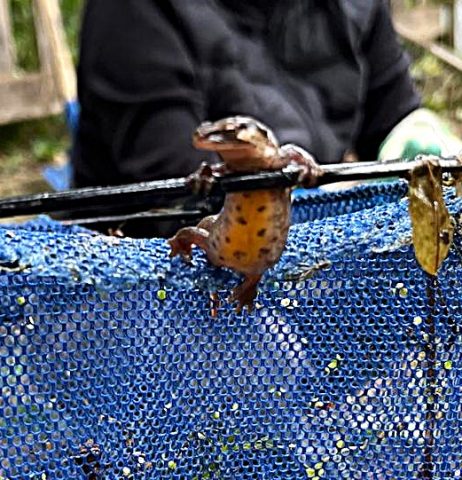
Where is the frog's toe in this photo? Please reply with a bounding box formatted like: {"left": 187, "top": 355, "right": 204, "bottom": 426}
{"left": 281, "top": 143, "right": 322, "bottom": 188}
{"left": 187, "top": 162, "right": 216, "bottom": 195}
{"left": 229, "top": 293, "right": 255, "bottom": 313}
{"left": 229, "top": 276, "right": 261, "bottom": 312}
{"left": 168, "top": 236, "right": 193, "bottom": 260}
{"left": 170, "top": 251, "right": 192, "bottom": 263}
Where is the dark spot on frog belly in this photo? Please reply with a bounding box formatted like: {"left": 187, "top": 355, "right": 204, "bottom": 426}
{"left": 257, "top": 228, "right": 266, "bottom": 237}
{"left": 233, "top": 250, "right": 247, "bottom": 260}
{"left": 225, "top": 236, "right": 231, "bottom": 243}
{"left": 259, "top": 247, "right": 271, "bottom": 257}
{"left": 257, "top": 205, "right": 266, "bottom": 212}
{"left": 236, "top": 216, "right": 248, "bottom": 225}
{"left": 235, "top": 205, "right": 242, "bottom": 212}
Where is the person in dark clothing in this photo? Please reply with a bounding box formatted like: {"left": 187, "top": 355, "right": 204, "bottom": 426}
{"left": 73, "top": 0, "right": 462, "bottom": 237}
{"left": 73, "top": 0, "right": 420, "bottom": 189}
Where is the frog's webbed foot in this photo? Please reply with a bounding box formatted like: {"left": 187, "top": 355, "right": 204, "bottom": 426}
{"left": 229, "top": 274, "right": 262, "bottom": 313}
{"left": 168, "top": 227, "right": 210, "bottom": 262}
{"left": 188, "top": 162, "right": 229, "bottom": 195}
{"left": 280, "top": 144, "right": 323, "bottom": 188}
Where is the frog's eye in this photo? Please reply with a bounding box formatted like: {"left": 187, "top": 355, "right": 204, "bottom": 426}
{"left": 242, "top": 122, "right": 259, "bottom": 133}
{"left": 239, "top": 124, "right": 253, "bottom": 133}
{"left": 236, "top": 128, "right": 253, "bottom": 143}
{"left": 258, "top": 127, "right": 270, "bottom": 138}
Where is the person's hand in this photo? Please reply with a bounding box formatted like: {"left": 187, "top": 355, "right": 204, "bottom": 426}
{"left": 378, "top": 108, "right": 462, "bottom": 161}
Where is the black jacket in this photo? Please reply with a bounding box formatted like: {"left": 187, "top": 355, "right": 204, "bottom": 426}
{"left": 73, "top": 0, "right": 420, "bottom": 188}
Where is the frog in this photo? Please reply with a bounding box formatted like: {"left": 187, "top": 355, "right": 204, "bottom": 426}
{"left": 168, "top": 116, "right": 322, "bottom": 311}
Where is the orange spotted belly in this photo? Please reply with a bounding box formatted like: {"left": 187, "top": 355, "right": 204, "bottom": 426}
{"left": 207, "top": 189, "right": 291, "bottom": 275}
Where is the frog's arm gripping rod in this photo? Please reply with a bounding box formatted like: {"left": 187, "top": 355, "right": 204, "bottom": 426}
{"left": 0, "top": 156, "right": 461, "bottom": 225}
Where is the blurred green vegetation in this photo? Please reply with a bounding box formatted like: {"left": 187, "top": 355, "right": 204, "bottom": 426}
{"left": 407, "top": 41, "right": 462, "bottom": 130}
{"left": 10, "top": 0, "right": 83, "bottom": 71}
{"left": 10, "top": 0, "right": 39, "bottom": 71}
{"left": 0, "top": 0, "right": 83, "bottom": 193}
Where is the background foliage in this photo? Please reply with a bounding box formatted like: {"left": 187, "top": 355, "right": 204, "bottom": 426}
{"left": 0, "top": 0, "right": 83, "bottom": 197}
{"left": 10, "top": 0, "right": 83, "bottom": 69}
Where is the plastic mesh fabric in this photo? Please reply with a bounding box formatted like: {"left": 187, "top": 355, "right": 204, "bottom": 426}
{"left": 0, "top": 181, "right": 461, "bottom": 479}
{"left": 291, "top": 181, "right": 408, "bottom": 223}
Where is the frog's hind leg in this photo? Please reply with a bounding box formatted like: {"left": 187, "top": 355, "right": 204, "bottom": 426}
{"left": 229, "top": 274, "right": 262, "bottom": 313}
{"left": 168, "top": 215, "right": 218, "bottom": 261}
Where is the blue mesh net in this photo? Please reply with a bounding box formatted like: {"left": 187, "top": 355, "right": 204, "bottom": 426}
{"left": 1, "top": 180, "right": 461, "bottom": 479}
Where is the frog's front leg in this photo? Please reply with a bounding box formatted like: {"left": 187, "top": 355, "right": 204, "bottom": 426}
{"left": 229, "top": 273, "right": 262, "bottom": 313}
{"left": 280, "top": 143, "right": 323, "bottom": 188}
{"left": 188, "top": 162, "right": 229, "bottom": 195}
{"left": 168, "top": 215, "right": 218, "bottom": 261}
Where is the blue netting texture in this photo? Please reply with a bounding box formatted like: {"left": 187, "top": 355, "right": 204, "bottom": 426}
{"left": 1, "top": 181, "right": 461, "bottom": 479}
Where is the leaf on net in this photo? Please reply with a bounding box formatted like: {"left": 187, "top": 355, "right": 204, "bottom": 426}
{"left": 408, "top": 156, "right": 454, "bottom": 276}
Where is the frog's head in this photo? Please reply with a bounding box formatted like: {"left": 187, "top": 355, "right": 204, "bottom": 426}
{"left": 193, "top": 116, "right": 279, "bottom": 171}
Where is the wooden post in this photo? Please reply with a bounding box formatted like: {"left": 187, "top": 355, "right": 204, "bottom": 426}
{"left": 393, "top": 4, "right": 449, "bottom": 43}
{"left": 454, "top": 0, "right": 462, "bottom": 55}
{"left": 33, "top": 0, "right": 76, "bottom": 102}
{"left": 0, "top": 0, "right": 16, "bottom": 73}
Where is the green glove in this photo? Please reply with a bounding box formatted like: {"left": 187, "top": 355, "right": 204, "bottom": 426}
{"left": 401, "top": 138, "right": 441, "bottom": 159}
{"left": 378, "top": 108, "right": 462, "bottom": 162}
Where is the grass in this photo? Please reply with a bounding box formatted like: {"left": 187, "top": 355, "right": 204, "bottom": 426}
{"left": 0, "top": 116, "right": 69, "bottom": 196}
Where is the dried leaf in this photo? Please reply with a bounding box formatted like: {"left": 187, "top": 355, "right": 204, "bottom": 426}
{"left": 408, "top": 157, "right": 453, "bottom": 276}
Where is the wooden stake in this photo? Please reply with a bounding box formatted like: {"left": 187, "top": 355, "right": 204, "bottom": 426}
{"left": 33, "top": 0, "right": 76, "bottom": 102}
{"left": 0, "top": 0, "right": 16, "bottom": 73}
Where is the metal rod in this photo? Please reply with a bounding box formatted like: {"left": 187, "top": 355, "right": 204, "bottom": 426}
{"left": 0, "top": 156, "right": 461, "bottom": 220}
{"left": 60, "top": 209, "right": 206, "bottom": 226}
{"left": 318, "top": 157, "right": 462, "bottom": 184}
{"left": 0, "top": 177, "right": 192, "bottom": 217}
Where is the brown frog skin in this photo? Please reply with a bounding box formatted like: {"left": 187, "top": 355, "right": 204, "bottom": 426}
{"left": 168, "top": 116, "right": 322, "bottom": 311}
